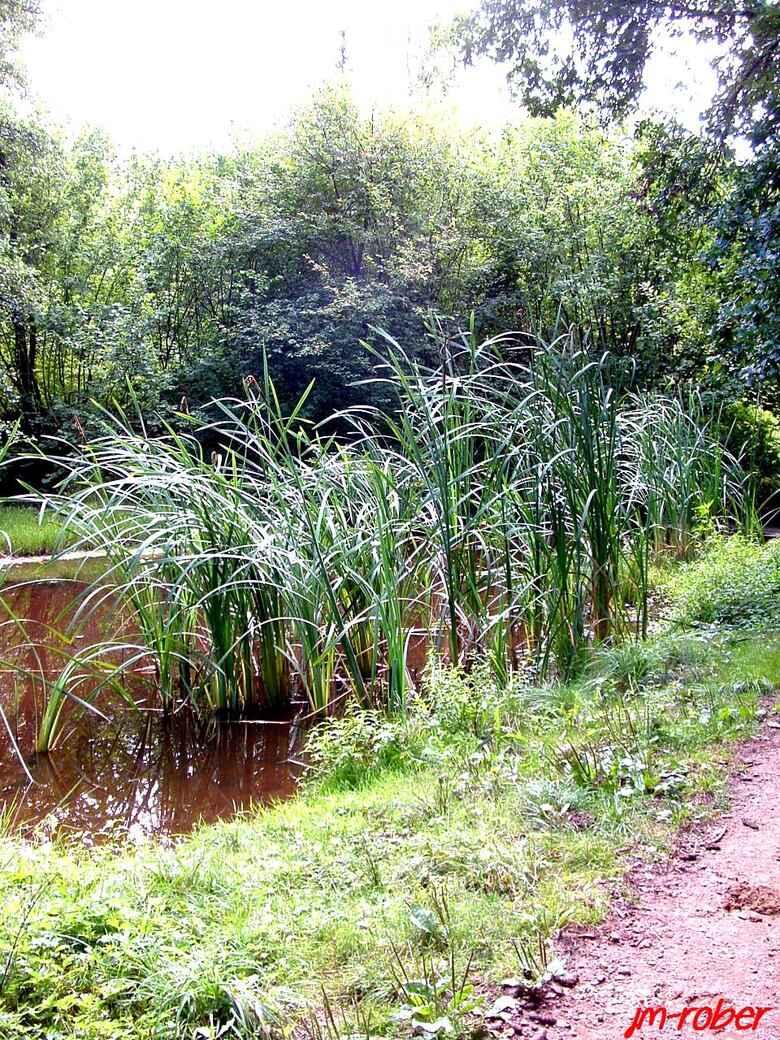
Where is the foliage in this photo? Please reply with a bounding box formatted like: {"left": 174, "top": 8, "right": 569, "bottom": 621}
{"left": 708, "top": 144, "right": 780, "bottom": 394}
{"left": 722, "top": 400, "right": 780, "bottom": 511}
{"left": 452, "top": 2, "right": 780, "bottom": 403}
{"left": 0, "top": 0, "right": 41, "bottom": 92}
{"left": 667, "top": 535, "right": 780, "bottom": 630}
{"left": 456, "top": 0, "right": 780, "bottom": 142}
{"left": 627, "top": 121, "right": 731, "bottom": 386}
{"left": 466, "top": 112, "right": 652, "bottom": 355}
{"left": 19, "top": 331, "right": 748, "bottom": 745}
{"left": 0, "top": 83, "right": 763, "bottom": 444}
{"left": 305, "top": 706, "right": 421, "bottom": 788}
{"left": 0, "top": 108, "right": 132, "bottom": 433}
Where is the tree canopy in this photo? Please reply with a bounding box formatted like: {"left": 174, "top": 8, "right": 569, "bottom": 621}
{"left": 457, "top": 0, "right": 780, "bottom": 143}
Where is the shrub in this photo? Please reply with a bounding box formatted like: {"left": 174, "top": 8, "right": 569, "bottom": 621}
{"left": 425, "top": 662, "right": 514, "bottom": 740}
{"left": 304, "top": 707, "right": 420, "bottom": 788}
{"left": 723, "top": 400, "right": 780, "bottom": 513}
{"left": 304, "top": 664, "right": 521, "bottom": 788}
{"left": 669, "top": 535, "right": 780, "bottom": 629}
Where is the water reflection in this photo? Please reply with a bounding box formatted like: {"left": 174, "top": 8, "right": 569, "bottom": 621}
{"left": 0, "top": 579, "right": 305, "bottom": 842}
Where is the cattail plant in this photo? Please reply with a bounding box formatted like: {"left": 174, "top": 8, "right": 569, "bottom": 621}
{"left": 14, "top": 326, "right": 749, "bottom": 740}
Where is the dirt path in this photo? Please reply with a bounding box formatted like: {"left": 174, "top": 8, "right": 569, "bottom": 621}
{"left": 505, "top": 720, "right": 780, "bottom": 1039}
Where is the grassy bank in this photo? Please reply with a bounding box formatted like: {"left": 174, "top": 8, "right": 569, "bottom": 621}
{"left": 1, "top": 623, "right": 778, "bottom": 1040}
{"left": 0, "top": 505, "right": 72, "bottom": 557}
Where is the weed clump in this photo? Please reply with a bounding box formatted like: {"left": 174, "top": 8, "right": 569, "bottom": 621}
{"left": 668, "top": 536, "right": 780, "bottom": 630}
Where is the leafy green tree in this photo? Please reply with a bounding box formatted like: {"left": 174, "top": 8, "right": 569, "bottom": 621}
{"left": 223, "top": 85, "right": 483, "bottom": 418}
{"left": 127, "top": 155, "right": 241, "bottom": 374}
{"left": 629, "top": 120, "right": 733, "bottom": 385}
{"left": 457, "top": 0, "right": 780, "bottom": 141}
{"left": 0, "top": 0, "right": 42, "bottom": 92}
{"left": 0, "top": 72, "right": 768, "bottom": 442}
{"left": 708, "top": 145, "right": 780, "bottom": 396}
{"left": 456, "top": 0, "right": 780, "bottom": 400}
{"left": 0, "top": 112, "right": 134, "bottom": 429}
{"left": 462, "top": 112, "right": 645, "bottom": 351}
{"left": 0, "top": 111, "right": 65, "bottom": 425}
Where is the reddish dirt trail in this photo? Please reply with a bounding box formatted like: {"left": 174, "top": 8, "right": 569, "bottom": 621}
{"left": 507, "top": 721, "right": 780, "bottom": 1039}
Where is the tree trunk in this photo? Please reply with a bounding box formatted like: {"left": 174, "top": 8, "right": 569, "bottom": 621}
{"left": 12, "top": 313, "right": 41, "bottom": 427}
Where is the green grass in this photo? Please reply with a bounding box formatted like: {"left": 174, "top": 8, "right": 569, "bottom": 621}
{"left": 0, "top": 505, "right": 73, "bottom": 557}
{"left": 0, "top": 630, "right": 777, "bottom": 1039}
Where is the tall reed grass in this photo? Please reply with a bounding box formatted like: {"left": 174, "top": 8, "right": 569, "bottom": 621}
{"left": 21, "top": 332, "right": 750, "bottom": 748}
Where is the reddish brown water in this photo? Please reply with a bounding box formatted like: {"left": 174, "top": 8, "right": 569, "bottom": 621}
{"left": 0, "top": 580, "right": 305, "bottom": 842}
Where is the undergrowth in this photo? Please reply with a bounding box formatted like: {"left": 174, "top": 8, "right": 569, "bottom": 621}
{"left": 666, "top": 535, "right": 780, "bottom": 630}
{"left": 0, "top": 630, "right": 777, "bottom": 1039}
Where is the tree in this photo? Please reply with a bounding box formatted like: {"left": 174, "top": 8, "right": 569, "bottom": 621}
{"left": 457, "top": 0, "right": 780, "bottom": 395}
{"left": 630, "top": 119, "right": 734, "bottom": 384}
{"left": 223, "top": 85, "right": 484, "bottom": 419}
{"left": 0, "top": 111, "right": 138, "bottom": 429}
{"left": 0, "top": 0, "right": 42, "bottom": 93}
{"left": 0, "top": 111, "right": 60, "bottom": 425}
{"left": 708, "top": 144, "right": 780, "bottom": 396}
{"left": 457, "top": 0, "right": 780, "bottom": 142}
{"left": 462, "top": 112, "right": 649, "bottom": 355}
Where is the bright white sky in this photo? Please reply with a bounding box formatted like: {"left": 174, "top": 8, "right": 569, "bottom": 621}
{"left": 20, "top": 0, "right": 719, "bottom": 156}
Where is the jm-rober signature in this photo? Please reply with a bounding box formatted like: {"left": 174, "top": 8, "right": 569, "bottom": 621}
{"left": 624, "top": 1000, "right": 774, "bottom": 1035}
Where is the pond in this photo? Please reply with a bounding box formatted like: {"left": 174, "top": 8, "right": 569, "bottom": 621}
{"left": 0, "top": 577, "right": 306, "bottom": 843}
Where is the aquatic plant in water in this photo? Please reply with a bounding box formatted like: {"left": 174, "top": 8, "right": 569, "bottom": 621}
{"left": 14, "top": 330, "right": 750, "bottom": 744}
